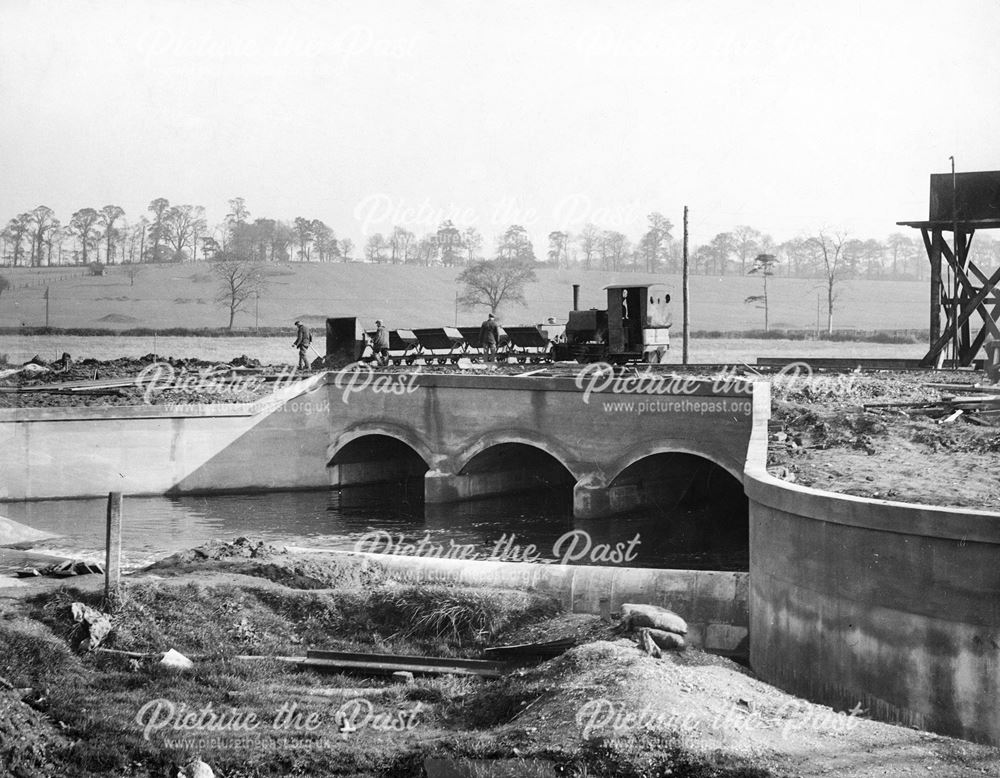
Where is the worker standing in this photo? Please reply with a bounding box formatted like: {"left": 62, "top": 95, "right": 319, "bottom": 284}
{"left": 479, "top": 312, "right": 499, "bottom": 362}
{"left": 293, "top": 320, "right": 312, "bottom": 370}
{"left": 373, "top": 320, "right": 390, "bottom": 365}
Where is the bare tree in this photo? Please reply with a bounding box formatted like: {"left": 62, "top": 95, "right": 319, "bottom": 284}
{"left": 29, "top": 206, "right": 57, "bottom": 267}
{"left": 364, "top": 233, "right": 387, "bottom": 263}
{"left": 745, "top": 253, "right": 779, "bottom": 331}
{"left": 69, "top": 208, "right": 101, "bottom": 265}
{"left": 339, "top": 237, "right": 354, "bottom": 261}
{"left": 496, "top": 225, "right": 535, "bottom": 262}
{"left": 600, "top": 230, "right": 629, "bottom": 271}
{"left": 99, "top": 205, "right": 125, "bottom": 264}
{"left": 292, "top": 217, "right": 314, "bottom": 261}
{"left": 732, "top": 225, "right": 761, "bottom": 274}
{"left": 807, "top": 230, "right": 848, "bottom": 334}
{"left": 212, "top": 259, "right": 265, "bottom": 329}
{"left": 578, "top": 223, "right": 600, "bottom": 270}
{"left": 312, "top": 220, "right": 338, "bottom": 262}
{"left": 390, "top": 226, "right": 415, "bottom": 264}
{"left": 165, "top": 205, "right": 206, "bottom": 261}
{"left": 2, "top": 214, "right": 32, "bottom": 266}
{"left": 147, "top": 198, "right": 170, "bottom": 262}
{"left": 125, "top": 264, "right": 143, "bottom": 287}
{"left": 462, "top": 226, "right": 483, "bottom": 265}
{"left": 437, "top": 221, "right": 463, "bottom": 266}
{"left": 547, "top": 230, "right": 569, "bottom": 268}
{"left": 457, "top": 258, "right": 537, "bottom": 314}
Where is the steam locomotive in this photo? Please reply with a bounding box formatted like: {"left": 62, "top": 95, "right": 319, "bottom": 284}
{"left": 552, "top": 283, "right": 673, "bottom": 364}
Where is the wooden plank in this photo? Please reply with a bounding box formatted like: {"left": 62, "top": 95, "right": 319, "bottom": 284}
{"left": 302, "top": 649, "right": 510, "bottom": 678}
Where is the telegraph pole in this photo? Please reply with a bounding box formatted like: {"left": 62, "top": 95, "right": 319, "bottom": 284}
{"left": 44, "top": 286, "right": 50, "bottom": 327}
{"left": 682, "top": 206, "right": 689, "bottom": 365}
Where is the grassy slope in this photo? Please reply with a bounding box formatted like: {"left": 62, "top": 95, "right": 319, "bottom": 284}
{"left": 0, "top": 261, "right": 928, "bottom": 332}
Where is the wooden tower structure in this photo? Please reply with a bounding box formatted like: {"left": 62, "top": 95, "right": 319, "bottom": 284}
{"left": 898, "top": 170, "right": 1000, "bottom": 367}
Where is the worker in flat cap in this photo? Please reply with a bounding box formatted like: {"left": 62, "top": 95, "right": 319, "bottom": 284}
{"left": 479, "top": 312, "right": 499, "bottom": 362}
{"left": 293, "top": 320, "right": 312, "bottom": 370}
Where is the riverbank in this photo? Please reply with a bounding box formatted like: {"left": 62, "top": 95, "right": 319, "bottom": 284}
{"left": 1, "top": 539, "right": 998, "bottom": 778}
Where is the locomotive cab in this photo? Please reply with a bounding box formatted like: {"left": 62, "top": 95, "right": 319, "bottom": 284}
{"left": 605, "top": 283, "right": 672, "bottom": 363}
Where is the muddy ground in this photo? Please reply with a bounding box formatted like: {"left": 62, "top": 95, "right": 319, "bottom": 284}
{"left": 0, "top": 353, "right": 288, "bottom": 408}
{"left": 1, "top": 539, "right": 998, "bottom": 778}
{"left": 766, "top": 369, "right": 1000, "bottom": 511}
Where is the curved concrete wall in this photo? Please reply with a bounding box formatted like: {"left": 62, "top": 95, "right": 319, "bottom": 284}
{"left": 287, "top": 547, "right": 749, "bottom": 656}
{"left": 745, "top": 383, "right": 1000, "bottom": 744}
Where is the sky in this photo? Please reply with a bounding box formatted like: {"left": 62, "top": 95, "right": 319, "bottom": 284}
{"left": 1, "top": 0, "right": 998, "bottom": 252}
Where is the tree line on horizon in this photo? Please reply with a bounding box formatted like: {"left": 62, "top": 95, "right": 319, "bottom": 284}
{"left": 3, "top": 197, "right": 1000, "bottom": 282}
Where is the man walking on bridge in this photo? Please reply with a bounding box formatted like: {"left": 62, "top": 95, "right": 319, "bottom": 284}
{"left": 293, "top": 320, "right": 312, "bottom": 370}
{"left": 479, "top": 312, "right": 499, "bottom": 362}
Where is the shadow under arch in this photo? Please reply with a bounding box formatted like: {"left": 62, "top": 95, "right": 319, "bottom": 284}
{"left": 328, "top": 422, "right": 435, "bottom": 471}
{"left": 327, "top": 425, "right": 432, "bottom": 502}
{"left": 603, "top": 440, "right": 744, "bottom": 489}
{"left": 451, "top": 429, "right": 584, "bottom": 481}
{"left": 583, "top": 448, "right": 749, "bottom": 571}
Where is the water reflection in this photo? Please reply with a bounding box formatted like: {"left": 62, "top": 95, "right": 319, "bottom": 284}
{"left": 0, "top": 480, "right": 748, "bottom": 573}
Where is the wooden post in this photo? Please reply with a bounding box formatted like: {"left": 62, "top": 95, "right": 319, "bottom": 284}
{"left": 105, "top": 492, "right": 122, "bottom": 596}
{"left": 926, "top": 227, "right": 941, "bottom": 348}
{"left": 682, "top": 205, "right": 689, "bottom": 365}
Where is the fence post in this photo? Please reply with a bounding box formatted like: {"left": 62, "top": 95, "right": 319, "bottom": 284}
{"left": 105, "top": 492, "right": 122, "bottom": 597}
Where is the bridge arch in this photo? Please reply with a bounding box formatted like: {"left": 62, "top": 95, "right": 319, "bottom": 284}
{"left": 327, "top": 422, "right": 436, "bottom": 470}
{"left": 327, "top": 423, "right": 435, "bottom": 490}
{"left": 603, "top": 440, "right": 744, "bottom": 489}
{"left": 451, "top": 429, "right": 584, "bottom": 480}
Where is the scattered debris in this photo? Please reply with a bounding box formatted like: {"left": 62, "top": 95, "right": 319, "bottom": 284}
{"left": 15, "top": 560, "right": 104, "bottom": 578}
{"left": 160, "top": 648, "right": 194, "bottom": 670}
{"left": 70, "top": 602, "right": 112, "bottom": 652}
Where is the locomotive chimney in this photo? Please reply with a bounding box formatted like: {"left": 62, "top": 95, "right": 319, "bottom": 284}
{"left": 572, "top": 284, "right": 580, "bottom": 311}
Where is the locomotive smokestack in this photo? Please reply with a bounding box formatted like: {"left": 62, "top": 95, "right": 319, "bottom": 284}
{"left": 572, "top": 284, "right": 580, "bottom": 311}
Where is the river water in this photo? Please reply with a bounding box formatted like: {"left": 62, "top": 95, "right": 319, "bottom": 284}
{"left": 0, "top": 483, "right": 748, "bottom": 574}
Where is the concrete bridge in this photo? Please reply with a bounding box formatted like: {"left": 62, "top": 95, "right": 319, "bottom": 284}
{"left": 324, "top": 366, "right": 755, "bottom": 519}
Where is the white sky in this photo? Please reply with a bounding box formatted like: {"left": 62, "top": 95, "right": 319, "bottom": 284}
{"left": 1, "top": 0, "right": 998, "bottom": 250}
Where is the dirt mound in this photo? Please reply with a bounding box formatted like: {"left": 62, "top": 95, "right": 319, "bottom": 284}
{"left": 455, "top": 639, "right": 1000, "bottom": 777}
{"left": 142, "top": 538, "right": 392, "bottom": 589}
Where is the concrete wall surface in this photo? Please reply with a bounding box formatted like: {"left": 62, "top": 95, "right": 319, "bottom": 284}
{"left": 0, "top": 374, "right": 329, "bottom": 500}
{"left": 744, "top": 383, "right": 1000, "bottom": 744}
{"left": 290, "top": 547, "right": 749, "bottom": 655}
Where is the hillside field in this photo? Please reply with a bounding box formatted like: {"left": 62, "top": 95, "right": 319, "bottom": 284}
{"left": 0, "top": 262, "right": 928, "bottom": 333}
